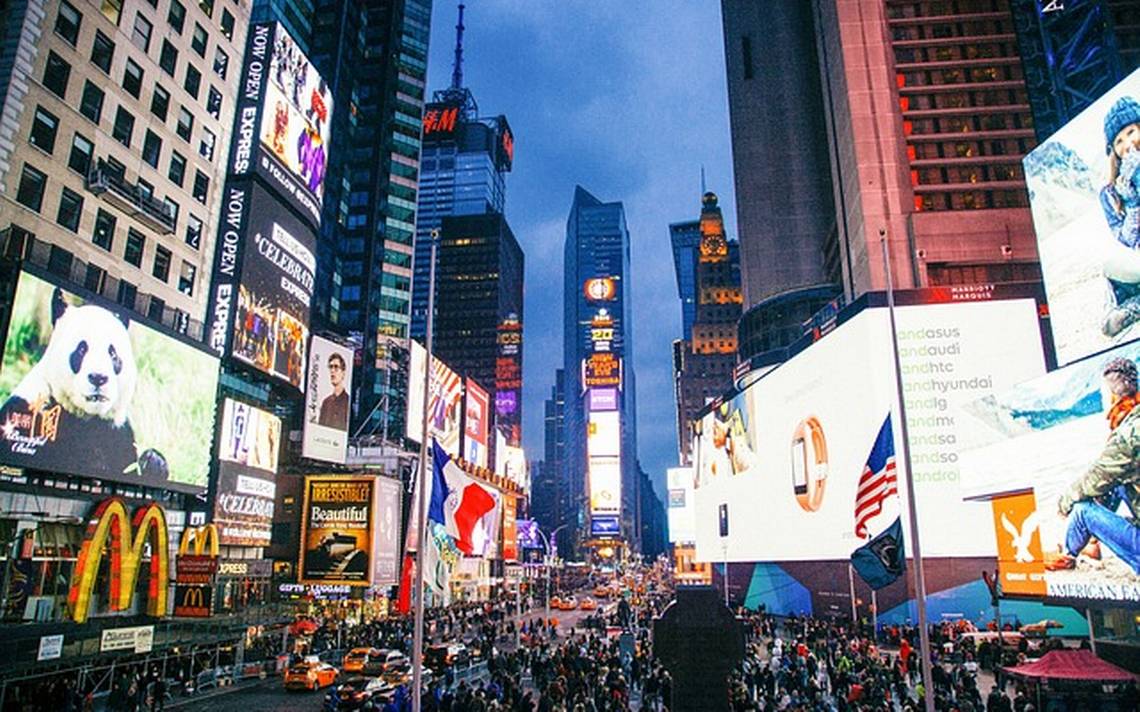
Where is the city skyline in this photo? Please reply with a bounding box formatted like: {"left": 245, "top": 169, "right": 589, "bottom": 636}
{"left": 424, "top": 1, "right": 739, "bottom": 488}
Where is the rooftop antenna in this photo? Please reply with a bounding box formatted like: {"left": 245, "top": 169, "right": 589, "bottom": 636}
{"left": 700, "top": 165, "right": 707, "bottom": 195}
{"left": 451, "top": 3, "right": 466, "bottom": 90}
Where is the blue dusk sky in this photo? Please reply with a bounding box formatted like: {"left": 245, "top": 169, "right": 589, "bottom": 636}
{"left": 424, "top": 1, "right": 739, "bottom": 492}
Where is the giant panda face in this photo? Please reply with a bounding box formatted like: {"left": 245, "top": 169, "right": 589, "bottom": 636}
{"left": 43, "top": 301, "right": 137, "bottom": 425}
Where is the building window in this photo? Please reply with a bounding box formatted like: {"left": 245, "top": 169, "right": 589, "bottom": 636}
{"left": 117, "top": 280, "right": 136, "bottom": 310}
{"left": 164, "top": 197, "right": 179, "bottom": 226}
{"left": 112, "top": 106, "right": 134, "bottom": 146}
{"left": 142, "top": 130, "right": 162, "bottom": 168}
{"left": 159, "top": 39, "right": 177, "bottom": 76}
{"left": 220, "top": 9, "right": 234, "bottom": 41}
{"left": 168, "top": 151, "right": 186, "bottom": 186}
{"left": 122, "top": 58, "right": 143, "bottom": 98}
{"left": 206, "top": 86, "right": 222, "bottom": 120}
{"left": 124, "top": 228, "right": 145, "bottom": 267}
{"left": 198, "top": 127, "right": 215, "bottom": 160}
{"left": 16, "top": 164, "right": 47, "bottom": 212}
{"left": 183, "top": 64, "right": 201, "bottom": 98}
{"left": 176, "top": 107, "right": 193, "bottom": 141}
{"left": 43, "top": 52, "right": 71, "bottom": 99}
{"left": 212, "top": 48, "right": 228, "bottom": 79}
{"left": 80, "top": 81, "right": 104, "bottom": 123}
{"left": 152, "top": 245, "right": 172, "bottom": 282}
{"left": 55, "top": 1, "right": 82, "bottom": 46}
{"left": 147, "top": 295, "right": 165, "bottom": 321}
{"left": 48, "top": 245, "right": 73, "bottom": 277}
{"left": 29, "top": 106, "right": 59, "bottom": 154}
{"left": 198, "top": 0, "right": 214, "bottom": 19}
{"left": 192, "top": 170, "right": 209, "bottom": 203}
{"left": 167, "top": 1, "right": 185, "bottom": 33}
{"left": 191, "top": 24, "right": 207, "bottom": 56}
{"left": 91, "top": 31, "right": 114, "bottom": 73}
{"left": 151, "top": 84, "right": 170, "bottom": 120}
{"left": 178, "top": 260, "right": 196, "bottom": 295}
{"left": 56, "top": 187, "right": 83, "bottom": 232}
{"left": 68, "top": 133, "right": 94, "bottom": 176}
{"left": 85, "top": 263, "right": 106, "bottom": 293}
{"left": 185, "top": 214, "right": 202, "bottom": 249}
{"left": 131, "top": 13, "right": 152, "bottom": 52}
{"left": 93, "top": 209, "right": 116, "bottom": 250}
{"left": 100, "top": 0, "right": 123, "bottom": 25}
{"left": 138, "top": 178, "right": 154, "bottom": 201}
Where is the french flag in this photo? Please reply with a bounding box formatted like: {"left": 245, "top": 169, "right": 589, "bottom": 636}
{"left": 428, "top": 441, "right": 499, "bottom": 556}
{"left": 854, "top": 415, "right": 899, "bottom": 540}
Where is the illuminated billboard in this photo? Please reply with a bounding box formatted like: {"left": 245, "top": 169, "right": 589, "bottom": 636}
{"left": 372, "top": 476, "right": 401, "bottom": 587}
{"left": 299, "top": 476, "right": 374, "bottom": 587}
{"left": 589, "top": 387, "right": 618, "bottom": 412}
{"left": 229, "top": 22, "right": 332, "bottom": 226}
{"left": 206, "top": 181, "right": 315, "bottom": 391}
{"left": 0, "top": 269, "right": 219, "bottom": 493}
{"left": 1024, "top": 67, "right": 1140, "bottom": 366}
{"left": 584, "top": 277, "right": 617, "bottom": 302}
{"left": 693, "top": 299, "right": 1047, "bottom": 563}
{"left": 462, "top": 378, "right": 490, "bottom": 469}
{"left": 422, "top": 102, "right": 460, "bottom": 139}
{"left": 214, "top": 399, "right": 280, "bottom": 546}
{"left": 667, "top": 467, "right": 696, "bottom": 544}
{"left": 959, "top": 340, "right": 1140, "bottom": 603}
{"left": 589, "top": 457, "right": 621, "bottom": 516}
{"left": 302, "top": 336, "right": 353, "bottom": 463}
{"left": 501, "top": 494, "right": 519, "bottom": 562}
{"left": 588, "top": 411, "right": 621, "bottom": 458}
{"left": 591, "top": 516, "right": 620, "bottom": 538}
{"left": 405, "top": 341, "right": 463, "bottom": 455}
{"left": 583, "top": 353, "right": 622, "bottom": 390}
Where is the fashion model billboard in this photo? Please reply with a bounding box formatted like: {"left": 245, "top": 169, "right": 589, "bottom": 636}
{"left": 693, "top": 300, "right": 1046, "bottom": 563}
{"left": 372, "top": 476, "right": 401, "bottom": 587}
{"left": 1024, "top": 68, "right": 1140, "bottom": 366}
{"left": 0, "top": 269, "right": 219, "bottom": 493}
{"left": 462, "top": 378, "right": 490, "bottom": 469}
{"left": 299, "top": 476, "right": 374, "bottom": 586}
{"left": 405, "top": 341, "right": 462, "bottom": 455}
{"left": 959, "top": 340, "right": 1140, "bottom": 603}
{"left": 303, "top": 335, "right": 353, "bottom": 463}
{"left": 213, "top": 399, "right": 280, "bottom": 546}
{"left": 206, "top": 181, "right": 316, "bottom": 390}
{"left": 229, "top": 22, "right": 331, "bottom": 227}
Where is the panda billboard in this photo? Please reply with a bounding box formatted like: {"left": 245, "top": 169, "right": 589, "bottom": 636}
{"left": 0, "top": 269, "right": 220, "bottom": 493}
{"left": 206, "top": 180, "right": 316, "bottom": 392}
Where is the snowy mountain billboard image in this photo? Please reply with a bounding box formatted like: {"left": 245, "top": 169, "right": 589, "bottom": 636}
{"left": 1024, "top": 68, "right": 1140, "bottom": 366}
{"left": 959, "top": 341, "right": 1140, "bottom": 603}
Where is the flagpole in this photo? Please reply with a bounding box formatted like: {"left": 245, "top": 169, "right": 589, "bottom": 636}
{"left": 412, "top": 228, "right": 439, "bottom": 712}
{"left": 848, "top": 563, "right": 857, "bottom": 623}
{"left": 881, "top": 230, "right": 935, "bottom": 712}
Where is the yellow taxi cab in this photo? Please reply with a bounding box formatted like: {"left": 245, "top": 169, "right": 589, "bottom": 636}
{"left": 593, "top": 585, "right": 610, "bottom": 599}
{"left": 549, "top": 596, "right": 562, "bottom": 609}
{"left": 342, "top": 647, "right": 376, "bottom": 674}
{"left": 558, "top": 596, "right": 578, "bottom": 611}
{"left": 284, "top": 658, "right": 339, "bottom": 691}
{"left": 580, "top": 597, "right": 597, "bottom": 611}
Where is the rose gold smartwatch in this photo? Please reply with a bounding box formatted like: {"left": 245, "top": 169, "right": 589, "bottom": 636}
{"left": 792, "top": 416, "right": 828, "bottom": 512}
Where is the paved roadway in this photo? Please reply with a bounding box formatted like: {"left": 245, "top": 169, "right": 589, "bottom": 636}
{"left": 182, "top": 598, "right": 609, "bottom": 712}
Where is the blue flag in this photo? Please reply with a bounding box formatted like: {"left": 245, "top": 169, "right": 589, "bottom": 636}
{"left": 851, "top": 516, "right": 906, "bottom": 590}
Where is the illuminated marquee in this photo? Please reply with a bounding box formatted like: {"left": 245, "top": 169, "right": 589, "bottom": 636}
{"left": 423, "top": 104, "right": 460, "bottom": 137}
{"left": 583, "top": 353, "right": 622, "bottom": 389}
{"left": 68, "top": 498, "right": 169, "bottom": 624}
{"left": 178, "top": 524, "right": 220, "bottom": 557}
{"left": 584, "top": 278, "right": 616, "bottom": 302}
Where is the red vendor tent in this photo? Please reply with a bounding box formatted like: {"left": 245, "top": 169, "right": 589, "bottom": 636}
{"left": 1002, "top": 649, "right": 1136, "bottom": 683}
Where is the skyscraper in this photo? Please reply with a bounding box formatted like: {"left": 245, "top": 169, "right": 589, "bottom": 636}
{"left": 432, "top": 212, "right": 524, "bottom": 458}
{"left": 307, "top": 0, "right": 432, "bottom": 441}
{"left": 410, "top": 5, "right": 514, "bottom": 342}
{"left": 671, "top": 192, "right": 742, "bottom": 465}
{"left": 564, "top": 186, "right": 638, "bottom": 555}
{"left": 812, "top": 0, "right": 1041, "bottom": 295}
{"left": 669, "top": 218, "right": 701, "bottom": 340}
{"left": 720, "top": 0, "right": 842, "bottom": 362}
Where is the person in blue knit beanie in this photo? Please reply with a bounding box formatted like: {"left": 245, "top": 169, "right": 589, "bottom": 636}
{"left": 1099, "top": 95, "right": 1140, "bottom": 336}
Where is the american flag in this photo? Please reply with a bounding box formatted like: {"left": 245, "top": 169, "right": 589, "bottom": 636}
{"left": 429, "top": 360, "right": 464, "bottom": 431}
{"left": 854, "top": 415, "right": 898, "bottom": 539}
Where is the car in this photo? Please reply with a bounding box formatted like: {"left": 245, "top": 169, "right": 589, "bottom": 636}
{"left": 558, "top": 596, "right": 578, "bottom": 611}
{"left": 284, "top": 659, "right": 339, "bottom": 691}
{"left": 424, "top": 643, "right": 469, "bottom": 672}
{"left": 361, "top": 648, "right": 409, "bottom": 677}
{"left": 382, "top": 662, "right": 433, "bottom": 688}
{"left": 342, "top": 647, "right": 377, "bottom": 674}
{"left": 580, "top": 597, "right": 597, "bottom": 611}
{"left": 549, "top": 596, "right": 562, "bottom": 609}
{"left": 334, "top": 676, "right": 394, "bottom": 710}
{"left": 593, "top": 585, "right": 610, "bottom": 598}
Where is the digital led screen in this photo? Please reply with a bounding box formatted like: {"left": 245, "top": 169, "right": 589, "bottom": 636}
{"left": 405, "top": 341, "right": 462, "bottom": 455}
{"left": 214, "top": 399, "right": 279, "bottom": 545}
{"left": 589, "top": 457, "right": 621, "bottom": 516}
{"left": 299, "top": 476, "right": 374, "bottom": 586}
{"left": 462, "top": 378, "right": 490, "bottom": 469}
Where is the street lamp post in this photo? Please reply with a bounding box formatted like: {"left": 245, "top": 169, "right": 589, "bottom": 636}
{"left": 534, "top": 524, "right": 569, "bottom": 635}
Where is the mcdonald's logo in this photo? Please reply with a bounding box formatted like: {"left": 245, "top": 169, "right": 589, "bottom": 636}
{"left": 68, "top": 498, "right": 169, "bottom": 624}
{"left": 173, "top": 584, "right": 212, "bottom": 618}
{"left": 179, "top": 524, "right": 219, "bottom": 557}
